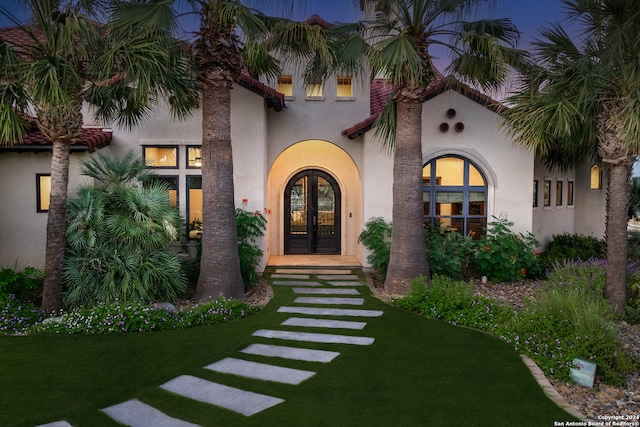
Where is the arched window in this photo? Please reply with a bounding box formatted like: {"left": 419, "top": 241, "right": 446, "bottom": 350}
{"left": 423, "top": 156, "right": 487, "bottom": 239}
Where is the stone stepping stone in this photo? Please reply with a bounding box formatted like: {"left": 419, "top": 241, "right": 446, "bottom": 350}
{"left": 35, "top": 422, "right": 73, "bottom": 427}
{"left": 293, "top": 297, "right": 365, "bottom": 305}
{"left": 278, "top": 306, "right": 384, "bottom": 317}
{"left": 102, "top": 399, "right": 200, "bottom": 427}
{"left": 292, "top": 287, "right": 360, "bottom": 295}
{"left": 318, "top": 274, "right": 359, "bottom": 280}
{"left": 253, "top": 329, "right": 375, "bottom": 346}
{"left": 327, "top": 281, "right": 363, "bottom": 287}
{"left": 205, "top": 357, "right": 315, "bottom": 385}
{"left": 272, "top": 280, "right": 323, "bottom": 287}
{"left": 271, "top": 274, "right": 310, "bottom": 279}
{"left": 160, "top": 375, "right": 284, "bottom": 416}
{"left": 240, "top": 343, "right": 340, "bottom": 363}
{"left": 282, "top": 317, "right": 367, "bottom": 330}
{"left": 276, "top": 269, "right": 350, "bottom": 275}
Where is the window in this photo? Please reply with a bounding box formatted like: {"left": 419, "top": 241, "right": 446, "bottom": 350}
{"left": 143, "top": 146, "right": 177, "bottom": 168}
{"left": 187, "top": 146, "right": 202, "bottom": 168}
{"left": 336, "top": 76, "right": 353, "bottom": 98}
{"left": 145, "top": 176, "right": 178, "bottom": 207}
{"left": 306, "top": 83, "right": 323, "bottom": 99}
{"left": 423, "top": 156, "right": 487, "bottom": 239}
{"left": 187, "top": 176, "right": 203, "bottom": 239}
{"left": 533, "top": 179, "right": 539, "bottom": 208}
{"left": 544, "top": 180, "right": 551, "bottom": 207}
{"left": 36, "top": 174, "right": 51, "bottom": 212}
{"left": 567, "top": 181, "right": 574, "bottom": 206}
{"left": 277, "top": 75, "right": 293, "bottom": 97}
{"left": 590, "top": 165, "right": 602, "bottom": 189}
{"left": 556, "top": 180, "right": 563, "bottom": 207}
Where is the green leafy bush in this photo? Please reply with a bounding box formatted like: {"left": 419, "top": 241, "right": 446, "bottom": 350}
{"left": 358, "top": 217, "right": 392, "bottom": 278}
{"left": 470, "top": 216, "right": 541, "bottom": 282}
{"left": 64, "top": 152, "right": 187, "bottom": 309}
{"left": 236, "top": 207, "right": 268, "bottom": 289}
{"left": 540, "top": 233, "right": 605, "bottom": 270}
{"left": 27, "top": 298, "right": 260, "bottom": 334}
{"left": 0, "top": 265, "right": 44, "bottom": 303}
{"left": 424, "top": 223, "right": 472, "bottom": 279}
{"left": 394, "top": 271, "right": 634, "bottom": 386}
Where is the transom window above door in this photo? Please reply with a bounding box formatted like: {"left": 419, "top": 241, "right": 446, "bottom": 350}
{"left": 423, "top": 156, "right": 487, "bottom": 239}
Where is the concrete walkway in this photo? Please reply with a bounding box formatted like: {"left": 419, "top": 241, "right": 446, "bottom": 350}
{"left": 37, "top": 268, "right": 381, "bottom": 427}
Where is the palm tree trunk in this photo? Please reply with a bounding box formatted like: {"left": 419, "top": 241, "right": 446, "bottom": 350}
{"left": 385, "top": 99, "right": 430, "bottom": 294}
{"left": 41, "top": 140, "right": 71, "bottom": 312}
{"left": 605, "top": 161, "right": 631, "bottom": 313}
{"left": 195, "top": 83, "right": 245, "bottom": 302}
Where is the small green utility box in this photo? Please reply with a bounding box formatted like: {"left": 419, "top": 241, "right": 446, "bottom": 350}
{"left": 569, "top": 358, "right": 596, "bottom": 387}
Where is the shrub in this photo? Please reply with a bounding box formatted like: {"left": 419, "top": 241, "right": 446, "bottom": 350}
{"left": 470, "top": 216, "right": 541, "bottom": 282}
{"left": 358, "top": 217, "right": 392, "bottom": 278}
{"left": 540, "top": 233, "right": 605, "bottom": 270}
{"left": 628, "top": 231, "right": 640, "bottom": 264}
{"left": 64, "top": 152, "right": 187, "bottom": 309}
{"left": 236, "top": 207, "right": 268, "bottom": 289}
{"left": 424, "top": 223, "right": 472, "bottom": 280}
{"left": 394, "top": 271, "right": 634, "bottom": 386}
{"left": 28, "top": 298, "right": 261, "bottom": 335}
{"left": 0, "top": 265, "right": 44, "bottom": 303}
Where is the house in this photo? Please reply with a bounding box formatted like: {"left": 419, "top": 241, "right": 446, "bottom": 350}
{"left": 0, "top": 13, "right": 606, "bottom": 272}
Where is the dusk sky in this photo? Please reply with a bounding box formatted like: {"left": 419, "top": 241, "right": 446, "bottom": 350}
{"left": 1, "top": 0, "right": 573, "bottom": 46}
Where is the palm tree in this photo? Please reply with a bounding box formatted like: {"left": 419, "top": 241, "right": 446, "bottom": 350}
{"left": 502, "top": 0, "right": 640, "bottom": 313}
{"left": 357, "top": 0, "right": 522, "bottom": 294}
{"left": 0, "top": 0, "right": 197, "bottom": 311}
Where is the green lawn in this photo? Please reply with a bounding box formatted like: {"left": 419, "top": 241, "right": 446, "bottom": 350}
{"left": 0, "top": 277, "right": 579, "bottom": 426}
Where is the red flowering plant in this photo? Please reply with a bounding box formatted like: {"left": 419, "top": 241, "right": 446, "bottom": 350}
{"left": 470, "top": 216, "right": 541, "bottom": 282}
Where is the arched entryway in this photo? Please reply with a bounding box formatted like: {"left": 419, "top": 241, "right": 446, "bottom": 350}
{"left": 284, "top": 169, "right": 341, "bottom": 254}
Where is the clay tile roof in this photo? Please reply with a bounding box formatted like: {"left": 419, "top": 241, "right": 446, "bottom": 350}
{"left": 342, "top": 72, "right": 506, "bottom": 139}
{"left": 0, "top": 119, "right": 112, "bottom": 153}
{"left": 304, "top": 14, "right": 333, "bottom": 28}
{"left": 237, "top": 70, "right": 285, "bottom": 111}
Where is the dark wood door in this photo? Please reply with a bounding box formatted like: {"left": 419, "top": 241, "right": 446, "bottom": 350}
{"left": 284, "top": 170, "right": 341, "bottom": 254}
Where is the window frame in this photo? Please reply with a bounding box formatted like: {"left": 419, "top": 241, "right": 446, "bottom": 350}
{"left": 186, "top": 175, "right": 203, "bottom": 239}
{"left": 36, "top": 173, "right": 51, "bottom": 213}
{"left": 556, "top": 179, "right": 564, "bottom": 208}
{"left": 187, "top": 145, "right": 202, "bottom": 169}
{"left": 423, "top": 155, "right": 488, "bottom": 238}
{"left": 336, "top": 75, "right": 354, "bottom": 99}
{"left": 143, "top": 145, "right": 179, "bottom": 169}
{"left": 543, "top": 179, "right": 552, "bottom": 208}
{"left": 277, "top": 74, "right": 294, "bottom": 99}
{"left": 567, "top": 180, "right": 575, "bottom": 207}
{"left": 533, "top": 179, "right": 539, "bottom": 208}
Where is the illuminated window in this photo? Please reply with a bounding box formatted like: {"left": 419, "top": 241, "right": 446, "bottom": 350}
{"left": 533, "top": 179, "right": 539, "bottom": 208}
{"left": 544, "top": 180, "right": 551, "bottom": 207}
{"left": 336, "top": 76, "right": 353, "bottom": 97}
{"left": 187, "top": 176, "right": 203, "bottom": 239}
{"left": 36, "top": 174, "right": 51, "bottom": 212}
{"left": 188, "top": 146, "right": 202, "bottom": 168}
{"left": 590, "top": 165, "right": 602, "bottom": 189}
{"left": 567, "top": 181, "right": 574, "bottom": 206}
{"left": 306, "top": 83, "right": 323, "bottom": 98}
{"left": 423, "top": 156, "right": 487, "bottom": 239}
{"left": 556, "top": 180, "right": 563, "bottom": 206}
{"left": 145, "top": 176, "right": 178, "bottom": 207}
{"left": 143, "top": 146, "right": 177, "bottom": 168}
{"left": 277, "top": 75, "right": 293, "bottom": 97}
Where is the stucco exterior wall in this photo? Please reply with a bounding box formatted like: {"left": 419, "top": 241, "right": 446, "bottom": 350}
{"left": 0, "top": 152, "right": 92, "bottom": 268}
{"left": 574, "top": 163, "right": 606, "bottom": 239}
{"left": 532, "top": 159, "right": 576, "bottom": 248}
{"left": 421, "top": 90, "right": 534, "bottom": 236}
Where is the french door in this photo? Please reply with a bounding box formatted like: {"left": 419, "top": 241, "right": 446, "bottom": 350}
{"left": 284, "top": 169, "right": 341, "bottom": 254}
